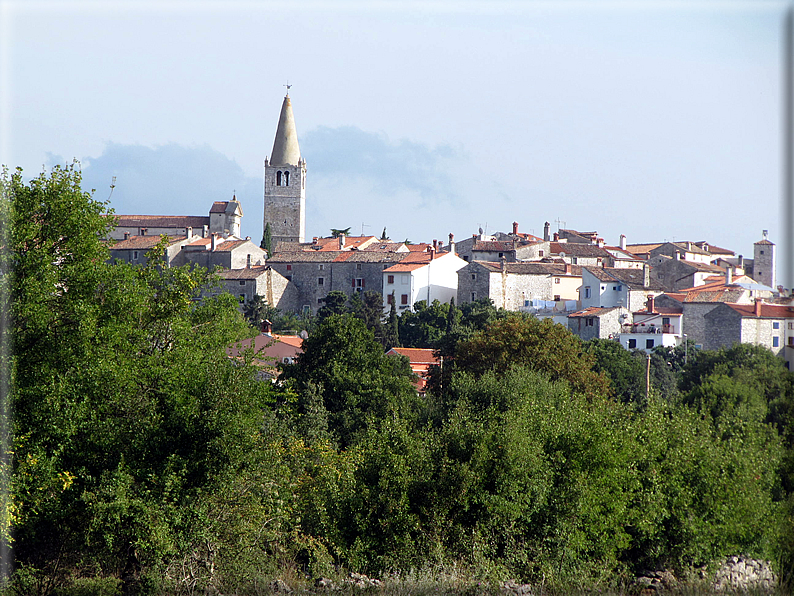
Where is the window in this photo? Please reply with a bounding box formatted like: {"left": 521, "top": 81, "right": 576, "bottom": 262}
{"left": 317, "top": 298, "right": 323, "bottom": 304}
{"left": 239, "top": 294, "right": 245, "bottom": 302}
{"left": 132, "top": 251, "right": 138, "bottom": 260}
{"left": 353, "top": 278, "right": 365, "bottom": 291}
{"left": 572, "top": 257, "right": 578, "bottom": 264}
{"left": 387, "top": 275, "right": 394, "bottom": 284}
{"left": 646, "top": 339, "right": 655, "bottom": 349}
{"left": 286, "top": 264, "right": 292, "bottom": 271}
{"left": 303, "top": 305, "right": 312, "bottom": 315}
{"left": 284, "top": 171, "right": 289, "bottom": 186}
{"left": 554, "top": 295, "right": 561, "bottom": 301}
{"left": 498, "top": 252, "right": 504, "bottom": 258}
{"left": 356, "top": 263, "right": 362, "bottom": 270}
{"left": 585, "top": 319, "right": 594, "bottom": 327}
{"left": 628, "top": 339, "right": 637, "bottom": 349}
{"left": 387, "top": 294, "right": 395, "bottom": 305}
{"left": 584, "top": 287, "right": 591, "bottom": 298}
{"left": 471, "top": 273, "right": 477, "bottom": 280}
{"left": 789, "top": 322, "right": 794, "bottom": 330}
{"left": 601, "top": 286, "right": 606, "bottom": 290}
{"left": 471, "top": 292, "right": 476, "bottom": 301}
{"left": 555, "top": 278, "right": 560, "bottom": 284}
{"left": 662, "top": 317, "right": 670, "bottom": 325}
{"left": 773, "top": 336, "right": 780, "bottom": 347}
{"left": 524, "top": 299, "right": 530, "bottom": 307}
{"left": 760, "top": 250, "right": 765, "bottom": 255}
{"left": 538, "top": 250, "right": 544, "bottom": 257}
{"left": 239, "top": 280, "right": 246, "bottom": 286}
{"left": 318, "top": 277, "right": 324, "bottom": 286}
{"left": 318, "top": 264, "right": 324, "bottom": 271}
{"left": 773, "top": 322, "right": 780, "bottom": 329}
{"left": 401, "top": 294, "right": 409, "bottom": 305}
{"left": 276, "top": 171, "right": 282, "bottom": 186}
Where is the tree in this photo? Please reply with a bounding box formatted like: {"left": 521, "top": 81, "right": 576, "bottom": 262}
{"left": 242, "top": 294, "right": 276, "bottom": 329}
{"left": 584, "top": 338, "right": 644, "bottom": 404}
{"left": 4, "top": 165, "right": 279, "bottom": 594}
{"left": 317, "top": 290, "right": 349, "bottom": 322}
{"left": 280, "top": 314, "right": 418, "bottom": 448}
{"left": 383, "top": 297, "right": 400, "bottom": 349}
{"left": 330, "top": 227, "right": 351, "bottom": 238}
{"left": 261, "top": 222, "right": 273, "bottom": 254}
{"left": 454, "top": 314, "right": 610, "bottom": 400}
{"left": 380, "top": 227, "right": 388, "bottom": 240}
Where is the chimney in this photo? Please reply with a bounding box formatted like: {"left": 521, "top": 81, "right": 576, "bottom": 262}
{"left": 646, "top": 295, "right": 655, "bottom": 313}
{"left": 544, "top": 221, "right": 550, "bottom": 242}
{"left": 203, "top": 225, "right": 209, "bottom": 238}
{"left": 512, "top": 221, "right": 519, "bottom": 235}
{"left": 246, "top": 254, "right": 252, "bottom": 268}
{"left": 448, "top": 232, "right": 455, "bottom": 255}
{"left": 140, "top": 228, "right": 147, "bottom": 236}
{"left": 553, "top": 232, "right": 559, "bottom": 242}
{"left": 339, "top": 233, "right": 345, "bottom": 250}
{"left": 211, "top": 234, "right": 218, "bottom": 251}
{"left": 726, "top": 267, "right": 733, "bottom": 285}
{"left": 675, "top": 251, "right": 681, "bottom": 260}
{"left": 123, "top": 232, "right": 130, "bottom": 240}
{"left": 619, "top": 234, "right": 626, "bottom": 250}
{"left": 565, "top": 262, "right": 572, "bottom": 275}
{"left": 433, "top": 239, "right": 438, "bottom": 250}
{"left": 643, "top": 264, "right": 650, "bottom": 287}
{"left": 186, "top": 226, "right": 193, "bottom": 240}
{"left": 260, "top": 319, "right": 273, "bottom": 335}
{"left": 597, "top": 238, "right": 604, "bottom": 248}
{"left": 312, "top": 236, "right": 318, "bottom": 245}
{"left": 755, "top": 299, "right": 762, "bottom": 316}
{"left": 738, "top": 254, "right": 744, "bottom": 269}
{"left": 500, "top": 254, "right": 506, "bottom": 271}
{"left": 429, "top": 247, "right": 436, "bottom": 260}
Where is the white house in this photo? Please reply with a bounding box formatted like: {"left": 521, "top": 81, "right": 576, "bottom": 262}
{"left": 383, "top": 248, "right": 468, "bottom": 312}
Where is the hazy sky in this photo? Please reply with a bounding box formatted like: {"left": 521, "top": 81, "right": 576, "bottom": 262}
{"left": 2, "top": 0, "right": 790, "bottom": 285}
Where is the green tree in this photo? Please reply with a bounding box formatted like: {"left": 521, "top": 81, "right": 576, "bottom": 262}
{"left": 261, "top": 222, "right": 273, "bottom": 254}
{"left": 454, "top": 314, "right": 611, "bottom": 400}
{"left": 317, "top": 290, "right": 349, "bottom": 322}
{"left": 280, "top": 314, "right": 418, "bottom": 448}
{"left": 584, "top": 338, "right": 644, "bottom": 403}
{"left": 4, "top": 165, "right": 281, "bottom": 594}
{"left": 330, "top": 227, "right": 351, "bottom": 238}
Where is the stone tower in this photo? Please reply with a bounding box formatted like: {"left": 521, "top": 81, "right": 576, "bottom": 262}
{"left": 264, "top": 93, "right": 306, "bottom": 244}
{"left": 753, "top": 230, "right": 776, "bottom": 290}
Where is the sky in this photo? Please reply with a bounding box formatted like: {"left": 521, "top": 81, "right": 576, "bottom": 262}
{"left": 2, "top": 0, "right": 791, "bottom": 287}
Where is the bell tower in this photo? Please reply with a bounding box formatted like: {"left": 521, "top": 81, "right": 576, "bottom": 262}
{"left": 264, "top": 91, "right": 306, "bottom": 244}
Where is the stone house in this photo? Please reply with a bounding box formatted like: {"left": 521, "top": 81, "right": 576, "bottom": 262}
{"left": 210, "top": 266, "right": 298, "bottom": 311}
{"left": 649, "top": 242, "right": 714, "bottom": 264}
{"left": 181, "top": 236, "right": 267, "bottom": 270}
{"left": 108, "top": 234, "right": 194, "bottom": 267}
{"left": 567, "top": 306, "right": 629, "bottom": 342}
{"left": 457, "top": 260, "right": 582, "bottom": 310}
{"left": 268, "top": 249, "right": 407, "bottom": 315}
{"left": 108, "top": 198, "right": 243, "bottom": 241}
{"left": 383, "top": 249, "right": 468, "bottom": 312}
{"left": 702, "top": 301, "right": 794, "bottom": 368}
{"left": 651, "top": 255, "right": 727, "bottom": 292}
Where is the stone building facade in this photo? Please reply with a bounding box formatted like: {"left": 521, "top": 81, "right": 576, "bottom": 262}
{"left": 212, "top": 266, "right": 298, "bottom": 311}
{"left": 267, "top": 250, "right": 407, "bottom": 314}
{"left": 457, "top": 261, "right": 582, "bottom": 309}
{"left": 567, "top": 306, "right": 628, "bottom": 341}
{"left": 264, "top": 94, "right": 306, "bottom": 244}
{"left": 181, "top": 237, "right": 266, "bottom": 270}
{"left": 108, "top": 199, "right": 243, "bottom": 242}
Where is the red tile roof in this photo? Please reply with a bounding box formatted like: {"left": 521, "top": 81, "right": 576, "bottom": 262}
{"left": 726, "top": 303, "right": 794, "bottom": 318}
{"left": 387, "top": 347, "right": 439, "bottom": 365}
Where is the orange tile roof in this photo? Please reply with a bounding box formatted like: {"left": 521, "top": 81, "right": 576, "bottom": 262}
{"left": 725, "top": 302, "right": 794, "bottom": 318}
{"left": 273, "top": 334, "right": 304, "bottom": 348}
{"left": 387, "top": 347, "right": 439, "bottom": 365}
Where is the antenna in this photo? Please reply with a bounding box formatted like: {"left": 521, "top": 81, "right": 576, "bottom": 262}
{"left": 361, "top": 222, "right": 370, "bottom": 236}
{"left": 107, "top": 176, "right": 116, "bottom": 202}
{"left": 554, "top": 218, "right": 566, "bottom": 231}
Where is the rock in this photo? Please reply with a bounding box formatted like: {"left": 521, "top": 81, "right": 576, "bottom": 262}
{"left": 270, "top": 579, "right": 293, "bottom": 593}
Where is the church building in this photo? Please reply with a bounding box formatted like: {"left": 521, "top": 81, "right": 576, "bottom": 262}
{"left": 264, "top": 92, "right": 306, "bottom": 244}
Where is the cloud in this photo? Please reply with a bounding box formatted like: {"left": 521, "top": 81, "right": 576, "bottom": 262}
{"left": 47, "top": 143, "right": 264, "bottom": 241}
{"left": 301, "top": 126, "right": 468, "bottom": 209}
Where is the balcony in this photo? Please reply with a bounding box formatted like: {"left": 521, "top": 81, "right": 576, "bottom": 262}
{"left": 621, "top": 323, "right": 676, "bottom": 334}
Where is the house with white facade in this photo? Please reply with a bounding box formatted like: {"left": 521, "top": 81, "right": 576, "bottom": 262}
{"left": 617, "top": 295, "right": 684, "bottom": 353}
{"left": 579, "top": 266, "right": 663, "bottom": 312}
{"left": 383, "top": 249, "right": 467, "bottom": 312}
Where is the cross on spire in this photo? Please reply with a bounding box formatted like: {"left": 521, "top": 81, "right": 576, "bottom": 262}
{"left": 284, "top": 82, "right": 292, "bottom": 96}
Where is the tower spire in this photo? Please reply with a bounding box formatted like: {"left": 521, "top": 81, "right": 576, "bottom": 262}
{"left": 270, "top": 94, "right": 300, "bottom": 166}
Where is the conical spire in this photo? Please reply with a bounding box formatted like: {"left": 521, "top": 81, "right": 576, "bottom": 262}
{"left": 269, "top": 95, "right": 301, "bottom": 166}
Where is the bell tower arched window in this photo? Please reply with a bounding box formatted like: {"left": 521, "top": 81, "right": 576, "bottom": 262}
{"left": 284, "top": 171, "right": 290, "bottom": 186}
{"left": 276, "top": 171, "right": 282, "bottom": 186}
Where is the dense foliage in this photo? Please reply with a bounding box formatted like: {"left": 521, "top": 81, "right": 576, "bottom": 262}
{"left": 2, "top": 165, "right": 793, "bottom": 594}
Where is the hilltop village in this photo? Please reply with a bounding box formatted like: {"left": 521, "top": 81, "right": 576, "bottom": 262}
{"left": 106, "top": 93, "right": 793, "bottom": 370}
